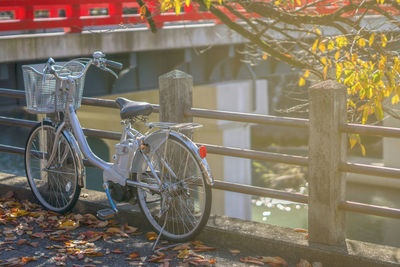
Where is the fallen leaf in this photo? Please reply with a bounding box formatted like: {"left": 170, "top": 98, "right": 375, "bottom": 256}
{"left": 127, "top": 252, "right": 140, "bottom": 259}
{"left": 240, "top": 257, "right": 264, "bottom": 266}
{"left": 230, "top": 249, "right": 240, "bottom": 255}
{"left": 177, "top": 249, "right": 190, "bottom": 259}
{"left": 297, "top": 259, "right": 312, "bottom": 267}
{"left": 111, "top": 249, "right": 124, "bottom": 254}
{"left": 31, "top": 232, "right": 47, "bottom": 239}
{"left": 120, "top": 223, "right": 138, "bottom": 234}
{"left": 106, "top": 227, "right": 129, "bottom": 237}
{"left": 21, "top": 256, "right": 37, "bottom": 263}
{"left": 146, "top": 232, "right": 158, "bottom": 241}
{"left": 259, "top": 256, "right": 288, "bottom": 266}
{"left": 294, "top": 228, "right": 308, "bottom": 233}
{"left": 58, "top": 220, "right": 79, "bottom": 231}
{"left": 193, "top": 246, "right": 217, "bottom": 252}
{"left": 17, "top": 239, "right": 27, "bottom": 245}
{"left": 173, "top": 243, "right": 191, "bottom": 251}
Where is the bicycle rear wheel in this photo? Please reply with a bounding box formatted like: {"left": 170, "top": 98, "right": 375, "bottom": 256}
{"left": 25, "top": 121, "right": 81, "bottom": 213}
{"left": 136, "top": 135, "right": 212, "bottom": 242}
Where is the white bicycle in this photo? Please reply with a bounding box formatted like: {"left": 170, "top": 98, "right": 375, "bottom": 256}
{"left": 22, "top": 51, "right": 213, "bottom": 242}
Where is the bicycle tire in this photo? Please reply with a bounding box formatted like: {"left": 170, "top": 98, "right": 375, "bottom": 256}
{"left": 25, "top": 121, "right": 81, "bottom": 213}
{"left": 135, "top": 134, "right": 212, "bottom": 242}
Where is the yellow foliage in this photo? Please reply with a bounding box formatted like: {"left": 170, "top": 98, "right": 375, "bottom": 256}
{"left": 369, "top": 34, "right": 375, "bottom": 46}
{"left": 358, "top": 38, "right": 366, "bottom": 47}
{"left": 298, "top": 77, "right": 306, "bottom": 87}
{"left": 381, "top": 33, "right": 388, "bottom": 47}
{"left": 312, "top": 39, "right": 319, "bottom": 53}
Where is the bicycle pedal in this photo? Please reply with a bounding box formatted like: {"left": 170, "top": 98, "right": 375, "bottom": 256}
{"left": 96, "top": 209, "right": 116, "bottom": 220}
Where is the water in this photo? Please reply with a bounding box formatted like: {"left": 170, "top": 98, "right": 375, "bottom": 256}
{"left": 251, "top": 182, "right": 400, "bottom": 247}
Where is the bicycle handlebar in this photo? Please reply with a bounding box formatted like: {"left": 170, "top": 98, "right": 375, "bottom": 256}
{"left": 45, "top": 51, "right": 123, "bottom": 81}
{"left": 104, "top": 59, "right": 123, "bottom": 70}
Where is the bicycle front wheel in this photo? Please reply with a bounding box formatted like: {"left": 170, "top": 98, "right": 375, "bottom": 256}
{"left": 25, "top": 121, "right": 81, "bottom": 213}
{"left": 136, "top": 135, "right": 212, "bottom": 242}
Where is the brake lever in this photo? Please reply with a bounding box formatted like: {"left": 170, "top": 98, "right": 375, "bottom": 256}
{"left": 104, "top": 67, "right": 118, "bottom": 79}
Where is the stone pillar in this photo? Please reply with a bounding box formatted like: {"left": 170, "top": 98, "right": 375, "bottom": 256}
{"left": 308, "top": 80, "right": 347, "bottom": 246}
{"left": 159, "top": 70, "right": 193, "bottom": 124}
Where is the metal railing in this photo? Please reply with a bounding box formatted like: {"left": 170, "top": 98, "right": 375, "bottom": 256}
{"left": 0, "top": 79, "right": 399, "bottom": 246}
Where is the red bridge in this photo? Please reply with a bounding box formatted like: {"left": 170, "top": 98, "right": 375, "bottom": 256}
{"left": 1, "top": 0, "right": 396, "bottom": 33}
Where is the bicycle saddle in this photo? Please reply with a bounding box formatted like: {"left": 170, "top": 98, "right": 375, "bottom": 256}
{"left": 115, "top": 97, "right": 153, "bottom": 119}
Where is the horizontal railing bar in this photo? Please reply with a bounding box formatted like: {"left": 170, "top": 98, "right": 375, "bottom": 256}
{"left": 0, "top": 144, "right": 25, "bottom": 155}
{"left": 198, "top": 143, "right": 308, "bottom": 166}
{"left": 213, "top": 180, "right": 308, "bottom": 204}
{"left": 0, "top": 116, "right": 36, "bottom": 128}
{"left": 185, "top": 108, "right": 309, "bottom": 128}
{"left": 82, "top": 128, "right": 121, "bottom": 140}
{"left": 0, "top": 88, "right": 25, "bottom": 99}
{"left": 341, "top": 123, "right": 400, "bottom": 138}
{"left": 341, "top": 162, "right": 400, "bottom": 179}
{"left": 340, "top": 201, "right": 400, "bottom": 219}
{"left": 0, "top": 88, "right": 160, "bottom": 112}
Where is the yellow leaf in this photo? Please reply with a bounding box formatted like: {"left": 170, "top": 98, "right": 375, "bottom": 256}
{"left": 296, "top": 0, "right": 302, "bottom": 5}
{"left": 327, "top": 40, "right": 335, "bottom": 51}
{"left": 314, "top": 27, "right": 321, "bottom": 36}
{"left": 262, "top": 53, "right": 268, "bottom": 60}
{"left": 358, "top": 38, "right": 366, "bottom": 47}
{"left": 146, "top": 232, "right": 158, "bottom": 241}
{"left": 381, "top": 33, "right": 387, "bottom": 47}
{"left": 312, "top": 39, "right": 319, "bottom": 53}
{"left": 323, "top": 65, "right": 328, "bottom": 80}
{"left": 319, "top": 42, "right": 326, "bottom": 53}
{"left": 186, "top": 0, "right": 190, "bottom": 7}
{"left": 140, "top": 5, "right": 146, "bottom": 19}
{"left": 369, "top": 33, "right": 375, "bottom": 46}
{"left": 175, "top": 0, "right": 181, "bottom": 14}
{"left": 335, "top": 51, "right": 340, "bottom": 61}
{"left": 321, "top": 57, "right": 327, "bottom": 65}
{"left": 350, "top": 136, "right": 357, "bottom": 149}
{"left": 360, "top": 144, "right": 366, "bottom": 156}
{"left": 392, "top": 94, "right": 400, "bottom": 104}
{"left": 304, "top": 69, "right": 310, "bottom": 78}
{"left": 298, "top": 77, "right": 306, "bottom": 87}
{"left": 177, "top": 249, "right": 190, "bottom": 259}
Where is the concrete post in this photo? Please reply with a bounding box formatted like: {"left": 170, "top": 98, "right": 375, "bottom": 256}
{"left": 308, "top": 80, "right": 347, "bottom": 246}
{"left": 159, "top": 70, "right": 193, "bottom": 124}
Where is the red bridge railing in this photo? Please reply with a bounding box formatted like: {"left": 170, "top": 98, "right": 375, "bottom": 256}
{"left": 0, "top": 0, "right": 216, "bottom": 33}
{"left": 0, "top": 1, "right": 398, "bottom": 33}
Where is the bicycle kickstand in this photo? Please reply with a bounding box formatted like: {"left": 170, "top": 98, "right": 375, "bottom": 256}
{"left": 152, "top": 210, "right": 169, "bottom": 251}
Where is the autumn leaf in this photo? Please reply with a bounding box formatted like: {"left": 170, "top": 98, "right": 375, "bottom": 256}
{"left": 106, "top": 227, "right": 129, "bottom": 237}
{"left": 298, "top": 77, "right": 306, "bottom": 87}
{"left": 240, "top": 257, "right": 264, "bottom": 265}
{"left": 121, "top": 223, "right": 138, "bottom": 234}
{"left": 177, "top": 248, "right": 190, "bottom": 259}
{"left": 111, "top": 249, "right": 124, "bottom": 254}
{"left": 259, "top": 256, "right": 288, "bottom": 266}
{"left": 172, "top": 243, "right": 191, "bottom": 250}
{"left": 381, "top": 33, "right": 388, "bottom": 47}
{"left": 146, "top": 232, "right": 158, "bottom": 241}
{"left": 128, "top": 252, "right": 140, "bottom": 259}
{"left": 294, "top": 228, "right": 308, "bottom": 233}
{"left": 297, "top": 259, "right": 312, "bottom": 267}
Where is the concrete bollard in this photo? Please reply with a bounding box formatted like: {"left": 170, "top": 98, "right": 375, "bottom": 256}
{"left": 308, "top": 80, "right": 347, "bottom": 246}
{"left": 158, "top": 69, "right": 193, "bottom": 124}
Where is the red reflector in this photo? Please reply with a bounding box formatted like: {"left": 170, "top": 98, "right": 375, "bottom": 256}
{"left": 199, "top": 146, "right": 207, "bottom": 158}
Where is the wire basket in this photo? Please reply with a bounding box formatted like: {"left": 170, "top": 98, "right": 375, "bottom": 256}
{"left": 22, "top": 60, "right": 87, "bottom": 114}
